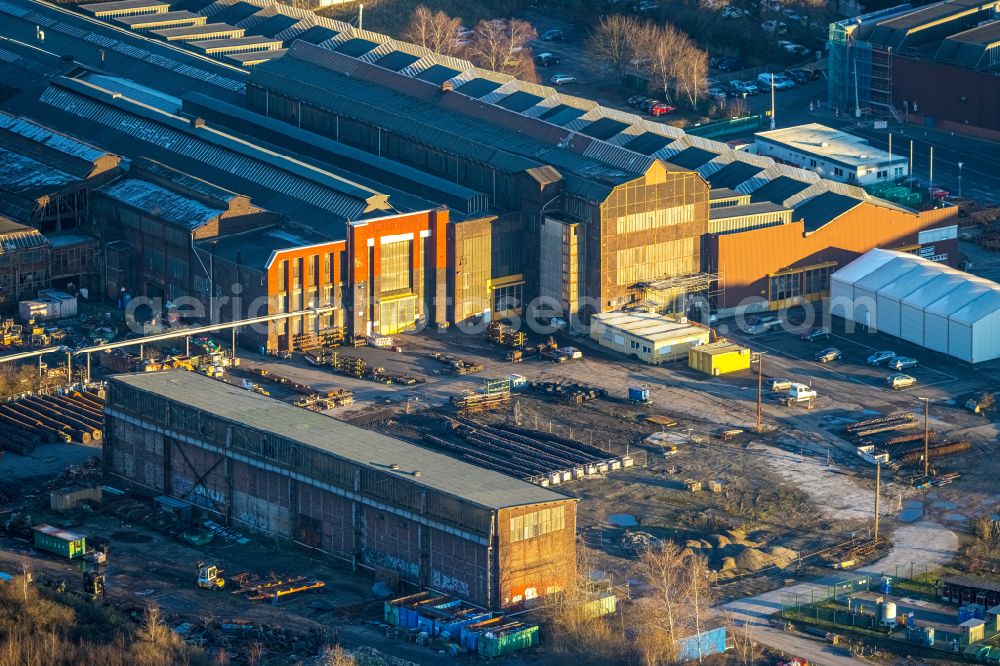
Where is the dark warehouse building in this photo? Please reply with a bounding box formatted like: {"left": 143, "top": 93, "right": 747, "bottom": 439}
{"left": 103, "top": 371, "right": 578, "bottom": 610}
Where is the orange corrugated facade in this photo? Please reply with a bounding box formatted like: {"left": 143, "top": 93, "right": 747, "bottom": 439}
{"left": 709, "top": 202, "right": 958, "bottom": 309}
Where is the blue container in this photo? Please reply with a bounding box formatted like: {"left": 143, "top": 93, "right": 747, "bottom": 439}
{"left": 881, "top": 577, "right": 893, "bottom": 594}
{"left": 628, "top": 387, "right": 649, "bottom": 403}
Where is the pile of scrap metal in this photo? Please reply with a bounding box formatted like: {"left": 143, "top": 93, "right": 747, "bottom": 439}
{"left": 966, "top": 392, "right": 995, "bottom": 414}
{"left": 844, "top": 412, "right": 918, "bottom": 439}
{"left": 292, "top": 390, "right": 354, "bottom": 411}
{"left": 506, "top": 338, "right": 558, "bottom": 362}
{"left": 482, "top": 321, "right": 526, "bottom": 349}
{"left": 0, "top": 389, "right": 104, "bottom": 450}
{"left": 897, "top": 440, "right": 971, "bottom": 465}
{"left": 305, "top": 350, "right": 424, "bottom": 385}
{"left": 427, "top": 352, "right": 483, "bottom": 375}
{"left": 528, "top": 380, "right": 608, "bottom": 405}
{"left": 229, "top": 571, "right": 326, "bottom": 601}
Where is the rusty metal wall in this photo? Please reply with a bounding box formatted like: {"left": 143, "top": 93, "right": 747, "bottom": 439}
{"left": 497, "top": 500, "right": 577, "bottom": 607}
{"left": 429, "top": 528, "right": 489, "bottom": 603}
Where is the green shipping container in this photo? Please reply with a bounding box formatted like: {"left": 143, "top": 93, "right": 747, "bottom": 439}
{"left": 32, "top": 524, "right": 86, "bottom": 559}
{"left": 479, "top": 624, "right": 539, "bottom": 658}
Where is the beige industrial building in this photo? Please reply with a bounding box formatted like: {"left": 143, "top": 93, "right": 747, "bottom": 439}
{"left": 589, "top": 311, "right": 710, "bottom": 364}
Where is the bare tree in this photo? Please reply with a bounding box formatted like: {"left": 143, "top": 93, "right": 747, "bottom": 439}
{"left": 632, "top": 541, "right": 714, "bottom": 665}
{"left": 724, "top": 611, "right": 763, "bottom": 666}
{"left": 468, "top": 18, "right": 537, "bottom": 74}
{"left": 403, "top": 5, "right": 464, "bottom": 56}
{"left": 635, "top": 22, "right": 709, "bottom": 108}
{"left": 587, "top": 14, "right": 643, "bottom": 83}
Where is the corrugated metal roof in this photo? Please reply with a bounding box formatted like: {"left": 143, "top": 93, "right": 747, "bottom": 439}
{"left": 709, "top": 201, "right": 787, "bottom": 219}
{"left": 455, "top": 77, "right": 503, "bottom": 98}
{"left": 707, "top": 161, "right": 764, "bottom": 190}
{"left": 622, "top": 132, "right": 672, "bottom": 156}
{"left": 495, "top": 90, "right": 544, "bottom": 112}
{"left": 333, "top": 37, "right": 379, "bottom": 57}
{"left": 539, "top": 104, "right": 587, "bottom": 126}
{"left": 666, "top": 146, "right": 719, "bottom": 169}
{"left": 210, "top": 1, "right": 262, "bottom": 25}
{"left": 293, "top": 24, "right": 338, "bottom": 44}
{"left": 414, "top": 63, "right": 460, "bottom": 84}
{"left": 245, "top": 13, "right": 298, "bottom": 38}
{"left": 795, "top": 191, "right": 863, "bottom": 232}
{"left": 111, "top": 371, "right": 568, "bottom": 509}
{"left": 0, "top": 110, "right": 107, "bottom": 164}
{"left": 39, "top": 85, "right": 379, "bottom": 229}
{"left": 100, "top": 178, "right": 225, "bottom": 229}
{"left": 0, "top": 147, "right": 79, "bottom": 194}
{"left": 748, "top": 175, "right": 811, "bottom": 204}
{"left": 580, "top": 117, "right": 630, "bottom": 140}
{"left": 375, "top": 50, "right": 420, "bottom": 71}
{"left": 0, "top": 215, "right": 48, "bottom": 255}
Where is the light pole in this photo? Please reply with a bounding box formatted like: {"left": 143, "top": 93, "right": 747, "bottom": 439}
{"left": 958, "top": 161, "right": 964, "bottom": 198}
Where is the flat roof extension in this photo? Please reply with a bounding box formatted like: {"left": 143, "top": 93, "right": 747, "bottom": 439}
{"left": 756, "top": 123, "right": 902, "bottom": 169}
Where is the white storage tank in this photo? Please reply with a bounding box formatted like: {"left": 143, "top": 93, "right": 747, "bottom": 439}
{"left": 880, "top": 601, "right": 897, "bottom": 627}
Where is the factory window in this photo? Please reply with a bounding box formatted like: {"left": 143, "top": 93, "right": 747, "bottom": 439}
{"left": 510, "top": 506, "right": 566, "bottom": 543}
{"left": 163, "top": 226, "right": 188, "bottom": 247}
{"left": 877, "top": 170, "right": 887, "bottom": 180}
{"left": 833, "top": 168, "right": 843, "bottom": 177}
{"left": 292, "top": 258, "right": 301, "bottom": 285}
{"left": 803, "top": 265, "right": 835, "bottom": 296}
{"left": 894, "top": 167, "right": 904, "bottom": 177}
{"left": 379, "top": 296, "right": 417, "bottom": 335}
{"left": 275, "top": 293, "right": 287, "bottom": 313}
{"left": 167, "top": 256, "right": 187, "bottom": 281}
{"left": 615, "top": 204, "right": 695, "bottom": 235}
{"left": 809, "top": 159, "right": 817, "bottom": 167}
{"left": 493, "top": 282, "right": 523, "bottom": 315}
{"left": 492, "top": 230, "right": 522, "bottom": 277}
{"left": 321, "top": 284, "right": 333, "bottom": 307}
{"left": 276, "top": 261, "right": 286, "bottom": 291}
{"left": 324, "top": 253, "right": 333, "bottom": 279}
{"left": 768, "top": 272, "right": 801, "bottom": 301}
{"left": 380, "top": 240, "right": 411, "bottom": 293}
{"left": 460, "top": 235, "right": 490, "bottom": 318}
{"left": 616, "top": 238, "right": 696, "bottom": 286}
{"left": 630, "top": 340, "right": 640, "bottom": 350}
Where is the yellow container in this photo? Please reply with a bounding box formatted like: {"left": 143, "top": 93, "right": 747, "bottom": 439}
{"left": 689, "top": 342, "right": 751, "bottom": 376}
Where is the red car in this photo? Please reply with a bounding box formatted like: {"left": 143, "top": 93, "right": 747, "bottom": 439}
{"left": 648, "top": 102, "right": 677, "bottom": 116}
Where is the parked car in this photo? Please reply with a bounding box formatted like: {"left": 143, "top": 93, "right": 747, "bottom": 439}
{"left": 815, "top": 347, "right": 842, "bottom": 363}
{"left": 550, "top": 73, "right": 577, "bottom": 86}
{"left": 778, "top": 383, "right": 817, "bottom": 406}
{"left": 647, "top": 101, "right": 676, "bottom": 116}
{"left": 558, "top": 346, "right": 583, "bottom": 359}
{"left": 638, "top": 0, "right": 659, "bottom": 11}
{"left": 627, "top": 94, "right": 648, "bottom": 107}
{"left": 800, "top": 326, "right": 830, "bottom": 342}
{"left": 540, "top": 29, "right": 564, "bottom": 41}
{"left": 639, "top": 98, "right": 660, "bottom": 112}
{"left": 708, "top": 54, "right": 725, "bottom": 68}
{"left": 535, "top": 52, "right": 560, "bottom": 67}
{"left": 766, "top": 378, "right": 792, "bottom": 392}
{"left": 716, "top": 57, "right": 745, "bottom": 72}
{"left": 890, "top": 356, "right": 918, "bottom": 370}
{"left": 887, "top": 373, "right": 916, "bottom": 390}
{"left": 730, "top": 80, "right": 759, "bottom": 95}
{"left": 707, "top": 87, "right": 728, "bottom": 101}
{"left": 722, "top": 5, "right": 749, "bottom": 17}
{"left": 757, "top": 72, "right": 795, "bottom": 90}
{"left": 785, "top": 68, "right": 811, "bottom": 84}
{"left": 761, "top": 19, "right": 788, "bottom": 34}
{"left": 867, "top": 350, "right": 897, "bottom": 366}
{"left": 746, "top": 314, "right": 780, "bottom": 335}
